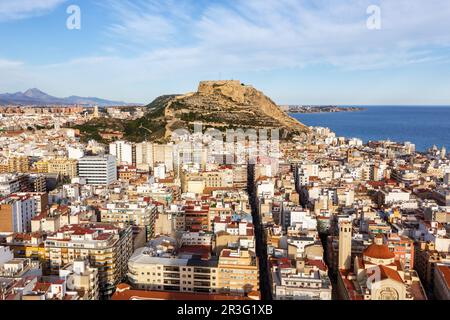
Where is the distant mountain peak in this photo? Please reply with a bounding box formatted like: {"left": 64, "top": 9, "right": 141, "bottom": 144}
{"left": 0, "top": 88, "right": 137, "bottom": 106}
{"left": 23, "top": 88, "right": 50, "bottom": 98}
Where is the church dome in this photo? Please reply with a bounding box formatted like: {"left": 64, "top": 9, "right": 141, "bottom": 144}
{"left": 363, "top": 234, "right": 395, "bottom": 264}
{"left": 364, "top": 243, "right": 395, "bottom": 260}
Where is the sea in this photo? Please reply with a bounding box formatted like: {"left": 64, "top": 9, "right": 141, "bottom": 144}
{"left": 290, "top": 106, "right": 450, "bottom": 152}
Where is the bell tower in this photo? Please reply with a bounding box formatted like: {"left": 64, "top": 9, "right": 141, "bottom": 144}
{"left": 338, "top": 221, "right": 352, "bottom": 270}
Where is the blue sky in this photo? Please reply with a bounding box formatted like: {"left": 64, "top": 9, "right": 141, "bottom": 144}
{"left": 1, "top": 0, "right": 450, "bottom": 105}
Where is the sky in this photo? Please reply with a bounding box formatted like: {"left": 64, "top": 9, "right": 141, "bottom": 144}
{"left": 0, "top": 0, "right": 450, "bottom": 105}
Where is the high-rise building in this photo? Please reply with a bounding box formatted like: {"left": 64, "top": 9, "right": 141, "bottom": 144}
{"left": 434, "top": 264, "right": 450, "bottom": 300}
{"left": 0, "top": 194, "right": 37, "bottom": 233}
{"left": 78, "top": 155, "right": 117, "bottom": 185}
{"left": 338, "top": 221, "right": 352, "bottom": 270}
{"left": 135, "top": 142, "right": 154, "bottom": 171}
{"left": 109, "top": 141, "right": 135, "bottom": 166}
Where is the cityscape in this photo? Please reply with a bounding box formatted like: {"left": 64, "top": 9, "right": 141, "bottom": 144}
{"left": 0, "top": 0, "right": 449, "bottom": 311}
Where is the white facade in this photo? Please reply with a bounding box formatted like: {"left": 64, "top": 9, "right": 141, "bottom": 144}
{"left": 290, "top": 210, "right": 318, "bottom": 230}
{"left": 154, "top": 164, "right": 166, "bottom": 180}
{"left": 1, "top": 195, "right": 37, "bottom": 233}
{"left": 67, "top": 147, "right": 85, "bottom": 160}
{"left": 0, "top": 174, "right": 21, "bottom": 197}
{"left": 78, "top": 155, "right": 117, "bottom": 185}
{"left": 180, "top": 232, "right": 213, "bottom": 247}
{"left": 136, "top": 142, "right": 154, "bottom": 171}
{"left": 109, "top": 141, "right": 134, "bottom": 165}
{"left": 257, "top": 180, "right": 275, "bottom": 198}
{"left": 0, "top": 246, "right": 14, "bottom": 266}
{"left": 381, "top": 189, "right": 411, "bottom": 205}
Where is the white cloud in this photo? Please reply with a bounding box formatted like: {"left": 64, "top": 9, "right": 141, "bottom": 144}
{"left": 0, "top": 0, "right": 66, "bottom": 21}
{"left": 3, "top": 0, "right": 450, "bottom": 104}
{"left": 99, "top": 0, "right": 450, "bottom": 71}
{"left": 0, "top": 58, "right": 23, "bottom": 68}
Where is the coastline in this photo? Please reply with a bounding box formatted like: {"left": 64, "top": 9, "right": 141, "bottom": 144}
{"left": 290, "top": 106, "right": 450, "bottom": 152}
{"left": 286, "top": 106, "right": 366, "bottom": 114}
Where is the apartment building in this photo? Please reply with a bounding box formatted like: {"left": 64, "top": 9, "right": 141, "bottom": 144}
{"left": 100, "top": 201, "right": 158, "bottom": 239}
{"left": 35, "top": 158, "right": 78, "bottom": 178}
{"left": 217, "top": 248, "right": 259, "bottom": 295}
{"left": 0, "top": 173, "right": 31, "bottom": 197}
{"left": 7, "top": 156, "right": 30, "bottom": 173}
{"left": 127, "top": 246, "right": 259, "bottom": 296}
{"left": 109, "top": 140, "right": 135, "bottom": 166}
{"left": 128, "top": 247, "right": 220, "bottom": 294}
{"left": 0, "top": 194, "right": 36, "bottom": 233}
{"left": 14, "top": 192, "right": 48, "bottom": 214}
{"left": 183, "top": 202, "right": 210, "bottom": 232}
{"left": 273, "top": 258, "right": 332, "bottom": 300}
{"left": 78, "top": 155, "right": 117, "bottom": 186}
{"left": 44, "top": 223, "right": 133, "bottom": 298}
{"left": 59, "top": 259, "right": 99, "bottom": 300}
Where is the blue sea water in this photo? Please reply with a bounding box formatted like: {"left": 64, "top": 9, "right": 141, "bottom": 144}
{"left": 290, "top": 106, "right": 450, "bottom": 152}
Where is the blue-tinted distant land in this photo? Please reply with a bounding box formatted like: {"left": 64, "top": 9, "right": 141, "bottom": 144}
{"left": 291, "top": 106, "right": 450, "bottom": 152}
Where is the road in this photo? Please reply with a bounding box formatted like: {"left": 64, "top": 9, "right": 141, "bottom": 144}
{"left": 247, "top": 164, "right": 273, "bottom": 300}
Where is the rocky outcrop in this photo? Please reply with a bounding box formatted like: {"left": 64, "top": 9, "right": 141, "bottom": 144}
{"left": 76, "top": 80, "right": 308, "bottom": 143}
{"left": 164, "top": 80, "right": 307, "bottom": 136}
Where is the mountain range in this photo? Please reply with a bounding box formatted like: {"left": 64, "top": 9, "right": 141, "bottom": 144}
{"left": 0, "top": 88, "right": 135, "bottom": 106}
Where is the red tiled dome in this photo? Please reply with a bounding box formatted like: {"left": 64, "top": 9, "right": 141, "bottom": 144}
{"left": 364, "top": 243, "right": 395, "bottom": 260}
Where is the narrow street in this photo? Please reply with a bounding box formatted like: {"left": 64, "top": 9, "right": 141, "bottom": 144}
{"left": 247, "top": 164, "right": 273, "bottom": 300}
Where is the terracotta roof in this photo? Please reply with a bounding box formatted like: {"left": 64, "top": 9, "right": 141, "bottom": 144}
{"left": 369, "top": 265, "right": 404, "bottom": 283}
{"left": 364, "top": 243, "right": 395, "bottom": 260}
{"left": 112, "top": 287, "right": 257, "bottom": 301}
{"left": 437, "top": 265, "right": 450, "bottom": 289}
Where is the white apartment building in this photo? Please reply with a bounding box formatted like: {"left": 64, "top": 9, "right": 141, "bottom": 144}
{"left": 0, "top": 194, "right": 36, "bottom": 233}
{"left": 257, "top": 180, "right": 275, "bottom": 198}
{"left": 273, "top": 263, "right": 332, "bottom": 300}
{"left": 0, "top": 174, "right": 21, "bottom": 197}
{"left": 109, "top": 140, "right": 134, "bottom": 165}
{"left": 378, "top": 188, "right": 411, "bottom": 205}
{"left": 180, "top": 231, "right": 214, "bottom": 247}
{"left": 78, "top": 155, "right": 117, "bottom": 185}
{"left": 100, "top": 201, "right": 158, "bottom": 238}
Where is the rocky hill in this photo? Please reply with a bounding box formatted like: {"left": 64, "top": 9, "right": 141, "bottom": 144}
{"left": 74, "top": 81, "right": 308, "bottom": 143}
{"left": 163, "top": 80, "right": 307, "bottom": 137}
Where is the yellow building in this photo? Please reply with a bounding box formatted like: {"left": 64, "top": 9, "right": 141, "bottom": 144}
{"left": 35, "top": 158, "right": 78, "bottom": 178}
{"left": 218, "top": 248, "right": 259, "bottom": 294}
{"left": 8, "top": 156, "right": 30, "bottom": 173}
{"left": 127, "top": 247, "right": 259, "bottom": 296}
{"left": 4, "top": 233, "right": 47, "bottom": 270}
